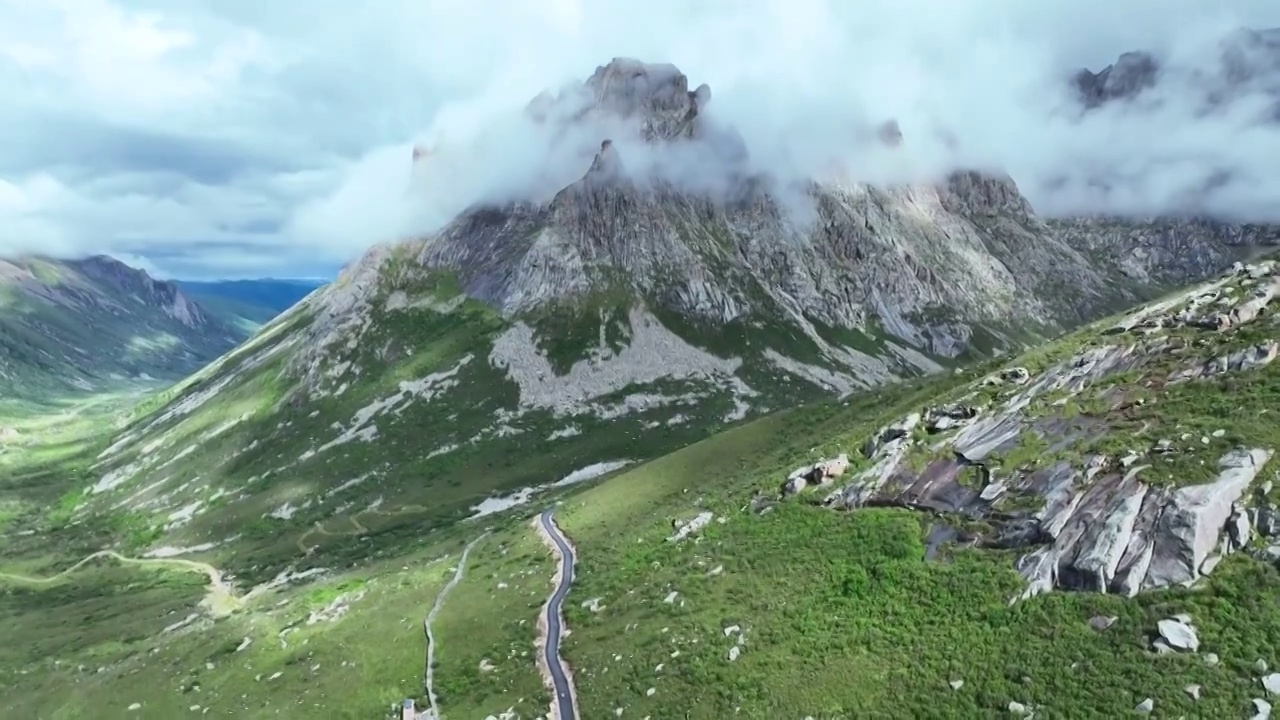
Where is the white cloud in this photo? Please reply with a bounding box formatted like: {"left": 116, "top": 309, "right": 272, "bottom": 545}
{"left": 1, "top": 0, "right": 1279, "bottom": 279}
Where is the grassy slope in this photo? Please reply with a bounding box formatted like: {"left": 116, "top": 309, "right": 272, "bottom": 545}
{"left": 5, "top": 267, "right": 1280, "bottom": 717}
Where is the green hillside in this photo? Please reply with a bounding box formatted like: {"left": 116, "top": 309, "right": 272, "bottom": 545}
{"left": 2, "top": 259, "right": 1279, "bottom": 718}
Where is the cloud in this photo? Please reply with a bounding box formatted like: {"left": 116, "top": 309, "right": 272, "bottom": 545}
{"left": 1, "top": 0, "right": 1279, "bottom": 279}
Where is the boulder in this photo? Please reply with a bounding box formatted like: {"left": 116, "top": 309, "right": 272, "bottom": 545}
{"left": 1156, "top": 617, "right": 1200, "bottom": 652}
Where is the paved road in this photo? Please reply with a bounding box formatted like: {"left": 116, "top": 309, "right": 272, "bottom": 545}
{"left": 539, "top": 510, "right": 578, "bottom": 720}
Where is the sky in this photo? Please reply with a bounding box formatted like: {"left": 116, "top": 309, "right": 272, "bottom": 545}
{"left": 1, "top": 0, "right": 1279, "bottom": 280}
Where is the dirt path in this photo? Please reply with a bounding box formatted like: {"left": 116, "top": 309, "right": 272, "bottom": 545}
{"left": 421, "top": 533, "right": 488, "bottom": 720}
{"left": 534, "top": 510, "right": 580, "bottom": 720}
{"left": 296, "top": 504, "right": 430, "bottom": 555}
{"left": 0, "top": 550, "right": 242, "bottom": 616}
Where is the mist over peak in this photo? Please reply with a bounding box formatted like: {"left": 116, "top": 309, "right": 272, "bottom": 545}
{"left": 380, "top": 21, "right": 1280, "bottom": 246}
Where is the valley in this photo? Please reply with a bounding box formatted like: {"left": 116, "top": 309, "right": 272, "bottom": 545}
{"left": 5, "top": 256, "right": 1280, "bottom": 718}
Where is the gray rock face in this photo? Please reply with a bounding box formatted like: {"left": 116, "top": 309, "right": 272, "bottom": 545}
{"left": 1050, "top": 217, "right": 1280, "bottom": 287}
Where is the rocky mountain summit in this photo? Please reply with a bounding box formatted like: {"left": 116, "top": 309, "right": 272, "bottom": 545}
{"left": 1073, "top": 26, "right": 1280, "bottom": 113}
{"left": 785, "top": 258, "right": 1280, "bottom": 599}
{"left": 76, "top": 59, "right": 1280, "bottom": 593}
{"left": 0, "top": 255, "right": 241, "bottom": 400}
{"left": 305, "top": 58, "right": 1237, "bottom": 416}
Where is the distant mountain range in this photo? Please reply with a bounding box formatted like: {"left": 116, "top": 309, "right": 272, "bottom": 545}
{"left": 0, "top": 256, "right": 324, "bottom": 404}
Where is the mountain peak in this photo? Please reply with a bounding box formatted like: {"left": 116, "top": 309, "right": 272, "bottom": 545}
{"left": 1073, "top": 51, "right": 1159, "bottom": 107}
{"left": 581, "top": 58, "right": 710, "bottom": 142}
{"left": 1072, "top": 26, "right": 1280, "bottom": 112}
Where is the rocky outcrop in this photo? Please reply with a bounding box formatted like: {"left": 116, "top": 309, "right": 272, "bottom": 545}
{"left": 781, "top": 454, "right": 850, "bottom": 496}
{"left": 806, "top": 260, "right": 1280, "bottom": 598}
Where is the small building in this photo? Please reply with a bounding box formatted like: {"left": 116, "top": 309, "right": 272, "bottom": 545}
{"left": 401, "top": 698, "right": 415, "bottom": 720}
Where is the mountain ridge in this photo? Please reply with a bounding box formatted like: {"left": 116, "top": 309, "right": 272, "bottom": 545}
{"left": 0, "top": 254, "right": 245, "bottom": 403}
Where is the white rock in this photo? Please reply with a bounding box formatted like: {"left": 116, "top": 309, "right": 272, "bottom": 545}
{"left": 1144, "top": 448, "right": 1271, "bottom": 588}
{"left": 646, "top": 687, "right": 656, "bottom": 697}
{"left": 1204, "top": 652, "right": 1220, "bottom": 666}
{"left": 1263, "top": 673, "right": 1280, "bottom": 696}
{"left": 723, "top": 624, "right": 741, "bottom": 637}
{"left": 1008, "top": 700, "right": 1028, "bottom": 715}
{"left": 128, "top": 704, "right": 142, "bottom": 711}
{"left": 1253, "top": 698, "right": 1273, "bottom": 720}
{"left": 727, "top": 646, "right": 741, "bottom": 662}
{"left": 1184, "top": 684, "right": 1201, "bottom": 700}
{"left": 1157, "top": 618, "right": 1200, "bottom": 651}
{"left": 949, "top": 679, "right": 964, "bottom": 691}
{"left": 1135, "top": 698, "right": 1154, "bottom": 713}
{"left": 663, "top": 591, "right": 678, "bottom": 604}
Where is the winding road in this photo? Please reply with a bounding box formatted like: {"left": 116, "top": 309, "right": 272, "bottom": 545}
{"left": 538, "top": 509, "right": 579, "bottom": 720}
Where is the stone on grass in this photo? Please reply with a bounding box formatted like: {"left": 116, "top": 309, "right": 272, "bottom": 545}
{"left": 1184, "top": 684, "right": 1201, "bottom": 700}
{"left": 1089, "top": 615, "right": 1118, "bottom": 632}
{"left": 1263, "top": 673, "right": 1280, "bottom": 696}
{"left": 949, "top": 679, "right": 964, "bottom": 691}
{"left": 1135, "top": 698, "right": 1154, "bottom": 713}
{"left": 1157, "top": 617, "right": 1199, "bottom": 651}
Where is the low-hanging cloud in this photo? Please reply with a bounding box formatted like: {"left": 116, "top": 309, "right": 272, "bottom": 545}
{"left": 2, "top": 0, "right": 1280, "bottom": 278}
